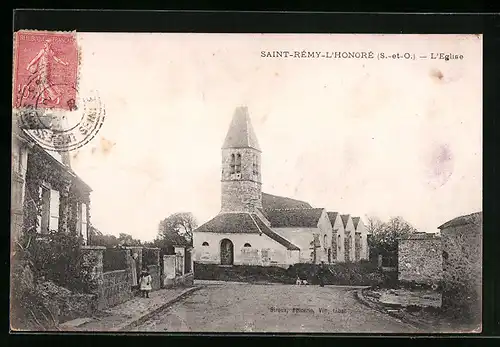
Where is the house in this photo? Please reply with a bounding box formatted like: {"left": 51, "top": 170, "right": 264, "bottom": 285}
{"left": 193, "top": 106, "right": 368, "bottom": 268}
{"left": 438, "top": 212, "right": 482, "bottom": 323}
{"left": 11, "top": 114, "right": 92, "bottom": 246}
{"left": 397, "top": 232, "right": 442, "bottom": 285}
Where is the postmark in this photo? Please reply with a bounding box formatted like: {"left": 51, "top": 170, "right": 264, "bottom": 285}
{"left": 13, "top": 30, "right": 79, "bottom": 111}
{"left": 17, "top": 89, "right": 106, "bottom": 152}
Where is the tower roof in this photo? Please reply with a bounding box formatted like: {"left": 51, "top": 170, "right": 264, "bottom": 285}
{"left": 222, "top": 106, "right": 261, "bottom": 151}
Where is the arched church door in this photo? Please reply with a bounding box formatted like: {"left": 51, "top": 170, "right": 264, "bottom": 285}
{"left": 220, "top": 239, "right": 234, "bottom": 265}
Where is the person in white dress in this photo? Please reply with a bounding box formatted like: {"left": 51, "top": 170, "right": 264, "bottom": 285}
{"left": 139, "top": 269, "right": 152, "bottom": 298}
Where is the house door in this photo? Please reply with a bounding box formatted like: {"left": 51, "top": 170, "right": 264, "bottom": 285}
{"left": 220, "top": 239, "right": 234, "bottom": 265}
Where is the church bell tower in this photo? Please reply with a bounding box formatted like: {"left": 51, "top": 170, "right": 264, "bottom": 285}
{"left": 220, "top": 106, "right": 262, "bottom": 213}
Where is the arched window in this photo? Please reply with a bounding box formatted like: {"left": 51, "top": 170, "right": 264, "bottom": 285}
{"left": 323, "top": 235, "right": 327, "bottom": 246}
{"left": 202, "top": 242, "right": 209, "bottom": 246}
{"left": 230, "top": 154, "right": 235, "bottom": 174}
{"left": 243, "top": 243, "right": 252, "bottom": 247}
{"left": 235, "top": 153, "right": 241, "bottom": 173}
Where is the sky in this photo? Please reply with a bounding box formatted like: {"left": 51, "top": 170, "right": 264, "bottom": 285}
{"left": 61, "top": 33, "right": 482, "bottom": 242}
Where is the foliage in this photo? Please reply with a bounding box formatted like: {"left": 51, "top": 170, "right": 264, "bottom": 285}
{"left": 157, "top": 212, "right": 197, "bottom": 246}
{"left": 102, "top": 248, "right": 129, "bottom": 272}
{"left": 193, "top": 261, "right": 390, "bottom": 286}
{"left": 89, "top": 227, "right": 142, "bottom": 248}
{"left": 142, "top": 248, "right": 160, "bottom": 267}
{"left": 367, "top": 216, "right": 418, "bottom": 256}
{"left": 287, "top": 261, "right": 390, "bottom": 286}
{"left": 11, "top": 148, "right": 92, "bottom": 330}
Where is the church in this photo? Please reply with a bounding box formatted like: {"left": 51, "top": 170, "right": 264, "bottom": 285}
{"left": 193, "top": 106, "right": 369, "bottom": 267}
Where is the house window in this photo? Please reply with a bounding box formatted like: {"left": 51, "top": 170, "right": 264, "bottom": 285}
{"left": 77, "top": 202, "right": 88, "bottom": 244}
{"left": 230, "top": 154, "right": 235, "bottom": 174}
{"left": 37, "top": 186, "right": 60, "bottom": 233}
{"left": 244, "top": 243, "right": 252, "bottom": 247}
{"left": 49, "top": 189, "right": 60, "bottom": 231}
{"left": 235, "top": 153, "right": 241, "bottom": 173}
{"left": 202, "top": 242, "right": 209, "bottom": 246}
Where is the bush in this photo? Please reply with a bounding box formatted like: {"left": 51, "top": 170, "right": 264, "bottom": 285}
{"left": 142, "top": 248, "right": 159, "bottom": 267}
{"left": 194, "top": 263, "right": 293, "bottom": 284}
{"left": 194, "top": 261, "right": 388, "bottom": 286}
{"left": 29, "top": 231, "right": 90, "bottom": 293}
{"left": 287, "top": 261, "right": 387, "bottom": 286}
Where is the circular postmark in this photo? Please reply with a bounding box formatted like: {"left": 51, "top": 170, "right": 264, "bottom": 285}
{"left": 16, "top": 86, "right": 105, "bottom": 152}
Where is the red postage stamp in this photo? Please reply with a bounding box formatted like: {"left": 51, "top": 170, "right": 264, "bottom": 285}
{"left": 13, "top": 30, "right": 78, "bottom": 111}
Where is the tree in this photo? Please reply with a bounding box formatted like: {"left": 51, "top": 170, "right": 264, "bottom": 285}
{"left": 158, "top": 212, "right": 198, "bottom": 246}
{"left": 89, "top": 227, "right": 141, "bottom": 248}
{"left": 367, "top": 216, "right": 418, "bottom": 256}
{"left": 117, "top": 233, "right": 142, "bottom": 247}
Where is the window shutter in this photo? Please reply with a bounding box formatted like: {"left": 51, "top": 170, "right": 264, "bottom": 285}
{"left": 49, "top": 189, "right": 60, "bottom": 231}
{"left": 81, "top": 203, "right": 88, "bottom": 242}
{"left": 36, "top": 187, "right": 43, "bottom": 233}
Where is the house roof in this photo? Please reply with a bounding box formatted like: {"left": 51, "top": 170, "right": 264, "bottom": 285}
{"left": 341, "top": 214, "right": 351, "bottom": 229}
{"left": 327, "top": 212, "right": 339, "bottom": 225}
{"left": 262, "top": 192, "right": 312, "bottom": 210}
{"left": 253, "top": 215, "right": 300, "bottom": 250}
{"left": 438, "top": 212, "right": 482, "bottom": 230}
{"left": 222, "top": 106, "right": 261, "bottom": 151}
{"left": 194, "top": 213, "right": 300, "bottom": 250}
{"left": 352, "top": 217, "right": 361, "bottom": 229}
{"left": 195, "top": 213, "right": 261, "bottom": 234}
{"left": 262, "top": 208, "right": 324, "bottom": 228}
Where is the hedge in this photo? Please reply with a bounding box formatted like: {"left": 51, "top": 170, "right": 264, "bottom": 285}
{"left": 194, "top": 261, "right": 393, "bottom": 286}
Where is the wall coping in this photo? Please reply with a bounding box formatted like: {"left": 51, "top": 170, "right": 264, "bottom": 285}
{"left": 143, "top": 247, "right": 161, "bottom": 250}
{"left": 103, "top": 269, "right": 128, "bottom": 275}
{"left": 82, "top": 245, "right": 106, "bottom": 250}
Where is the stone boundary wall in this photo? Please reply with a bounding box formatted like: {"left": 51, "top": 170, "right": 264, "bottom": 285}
{"left": 81, "top": 246, "right": 132, "bottom": 310}
{"left": 102, "top": 269, "right": 132, "bottom": 308}
{"left": 398, "top": 238, "right": 443, "bottom": 285}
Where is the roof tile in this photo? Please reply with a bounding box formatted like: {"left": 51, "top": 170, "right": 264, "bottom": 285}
{"left": 263, "top": 208, "right": 324, "bottom": 228}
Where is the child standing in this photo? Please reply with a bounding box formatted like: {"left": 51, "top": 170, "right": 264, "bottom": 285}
{"left": 139, "top": 268, "right": 152, "bottom": 298}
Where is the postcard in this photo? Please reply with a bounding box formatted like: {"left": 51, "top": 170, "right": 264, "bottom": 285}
{"left": 11, "top": 31, "right": 482, "bottom": 333}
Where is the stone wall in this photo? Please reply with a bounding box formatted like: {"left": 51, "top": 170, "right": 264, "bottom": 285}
{"left": 163, "top": 272, "right": 194, "bottom": 289}
{"left": 220, "top": 180, "right": 262, "bottom": 213}
{"left": 102, "top": 269, "right": 132, "bottom": 308}
{"left": 221, "top": 147, "right": 261, "bottom": 184}
{"left": 441, "top": 216, "right": 482, "bottom": 323}
{"left": 80, "top": 246, "right": 133, "bottom": 310}
{"left": 398, "top": 238, "right": 443, "bottom": 285}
